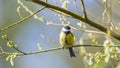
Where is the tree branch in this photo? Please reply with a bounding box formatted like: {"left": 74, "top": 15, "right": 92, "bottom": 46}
{"left": 28, "top": 0, "right": 120, "bottom": 41}
{"left": 80, "top": 0, "right": 87, "bottom": 19}
{"left": 1, "top": 44, "right": 120, "bottom": 57}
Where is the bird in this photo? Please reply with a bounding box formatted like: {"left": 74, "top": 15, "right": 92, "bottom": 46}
{"left": 59, "top": 25, "right": 76, "bottom": 57}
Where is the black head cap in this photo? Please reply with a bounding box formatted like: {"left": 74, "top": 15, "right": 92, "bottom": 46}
{"left": 64, "top": 25, "right": 71, "bottom": 30}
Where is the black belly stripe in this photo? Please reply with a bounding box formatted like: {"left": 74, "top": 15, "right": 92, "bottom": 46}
{"left": 64, "top": 31, "right": 71, "bottom": 35}
{"left": 64, "top": 31, "right": 71, "bottom": 44}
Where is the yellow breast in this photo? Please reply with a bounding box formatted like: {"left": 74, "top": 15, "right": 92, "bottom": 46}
{"left": 59, "top": 31, "right": 74, "bottom": 46}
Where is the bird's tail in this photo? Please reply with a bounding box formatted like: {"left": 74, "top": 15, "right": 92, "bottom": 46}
{"left": 69, "top": 47, "right": 76, "bottom": 57}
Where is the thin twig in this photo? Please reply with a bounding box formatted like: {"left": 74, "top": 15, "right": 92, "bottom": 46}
{"left": 12, "top": 45, "right": 27, "bottom": 55}
{"left": 74, "top": 0, "right": 79, "bottom": 13}
{"left": 0, "top": 6, "right": 45, "bottom": 32}
{"left": 80, "top": 0, "right": 87, "bottom": 19}
{"left": 0, "top": 46, "right": 4, "bottom": 53}
{"left": 69, "top": 24, "right": 106, "bottom": 35}
{"left": 4, "top": 35, "right": 27, "bottom": 55}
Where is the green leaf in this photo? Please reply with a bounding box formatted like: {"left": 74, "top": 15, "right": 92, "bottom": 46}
{"left": 62, "top": 1, "right": 69, "bottom": 9}
{"left": 37, "top": 43, "right": 42, "bottom": 51}
{"left": 93, "top": 60, "right": 110, "bottom": 68}
{"left": 88, "top": 57, "right": 93, "bottom": 65}
{"left": 1, "top": 35, "right": 8, "bottom": 40}
{"left": 6, "top": 55, "right": 16, "bottom": 66}
{"left": 80, "top": 46, "right": 86, "bottom": 56}
{"left": 104, "top": 56, "right": 110, "bottom": 62}
{"left": 39, "top": 16, "right": 44, "bottom": 22}
{"left": 10, "top": 58, "right": 14, "bottom": 66}
{"left": 6, "top": 56, "right": 11, "bottom": 61}
{"left": 96, "top": 59, "right": 101, "bottom": 64}
{"left": 14, "top": 44, "right": 19, "bottom": 49}
{"left": 7, "top": 41, "right": 14, "bottom": 48}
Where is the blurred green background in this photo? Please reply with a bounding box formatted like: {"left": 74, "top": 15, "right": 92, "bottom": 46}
{"left": 0, "top": 0, "right": 120, "bottom": 68}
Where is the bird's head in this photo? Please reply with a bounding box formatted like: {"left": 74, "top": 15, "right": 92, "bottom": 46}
{"left": 62, "top": 25, "right": 71, "bottom": 32}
